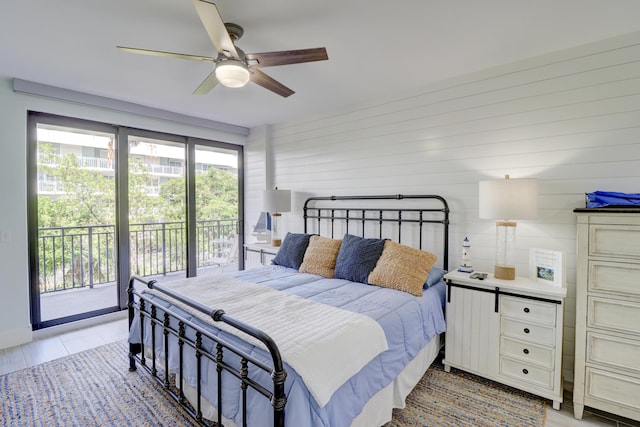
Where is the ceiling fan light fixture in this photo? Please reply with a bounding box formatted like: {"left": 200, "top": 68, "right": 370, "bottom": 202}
{"left": 215, "top": 60, "right": 250, "bottom": 88}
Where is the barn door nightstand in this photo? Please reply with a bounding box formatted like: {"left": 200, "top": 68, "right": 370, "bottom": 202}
{"left": 443, "top": 270, "right": 566, "bottom": 410}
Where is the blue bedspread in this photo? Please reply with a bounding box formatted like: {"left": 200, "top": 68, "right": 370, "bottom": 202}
{"left": 130, "top": 265, "right": 446, "bottom": 427}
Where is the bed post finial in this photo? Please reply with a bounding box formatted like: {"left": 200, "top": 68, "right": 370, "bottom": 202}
{"left": 212, "top": 309, "right": 226, "bottom": 322}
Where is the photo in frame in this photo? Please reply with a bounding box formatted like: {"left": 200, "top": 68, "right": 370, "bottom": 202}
{"left": 529, "top": 248, "right": 565, "bottom": 287}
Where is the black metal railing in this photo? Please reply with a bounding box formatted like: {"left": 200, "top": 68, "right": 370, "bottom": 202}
{"left": 38, "top": 219, "right": 238, "bottom": 293}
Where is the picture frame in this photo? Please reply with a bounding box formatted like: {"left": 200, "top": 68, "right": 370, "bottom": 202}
{"left": 529, "top": 248, "right": 565, "bottom": 287}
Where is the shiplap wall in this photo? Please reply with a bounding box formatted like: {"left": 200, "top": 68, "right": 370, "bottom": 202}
{"left": 246, "top": 31, "right": 640, "bottom": 386}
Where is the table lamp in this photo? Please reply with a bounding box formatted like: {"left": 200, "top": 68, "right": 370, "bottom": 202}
{"left": 263, "top": 188, "right": 291, "bottom": 247}
{"left": 479, "top": 175, "right": 538, "bottom": 280}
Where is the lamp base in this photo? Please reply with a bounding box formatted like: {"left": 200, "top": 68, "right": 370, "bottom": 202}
{"left": 270, "top": 212, "right": 283, "bottom": 247}
{"left": 494, "top": 265, "right": 515, "bottom": 280}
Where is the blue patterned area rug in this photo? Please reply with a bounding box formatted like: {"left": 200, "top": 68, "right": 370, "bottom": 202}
{"left": 0, "top": 341, "right": 197, "bottom": 427}
{"left": 0, "top": 341, "right": 546, "bottom": 426}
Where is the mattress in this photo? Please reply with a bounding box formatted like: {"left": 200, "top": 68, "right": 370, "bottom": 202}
{"left": 129, "top": 265, "right": 446, "bottom": 427}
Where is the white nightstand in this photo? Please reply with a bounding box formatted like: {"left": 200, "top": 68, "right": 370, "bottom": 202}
{"left": 243, "top": 243, "right": 280, "bottom": 269}
{"left": 443, "top": 270, "right": 566, "bottom": 410}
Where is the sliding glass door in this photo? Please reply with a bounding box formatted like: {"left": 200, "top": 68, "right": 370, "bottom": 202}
{"left": 127, "top": 133, "right": 187, "bottom": 282}
{"left": 28, "top": 113, "right": 244, "bottom": 329}
{"left": 29, "top": 114, "right": 119, "bottom": 327}
{"left": 194, "top": 143, "right": 241, "bottom": 276}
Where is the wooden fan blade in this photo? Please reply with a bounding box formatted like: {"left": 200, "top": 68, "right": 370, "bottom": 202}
{"left": 192, "top": 0, "right": 238, "bottom": 57}
{"left": 249, "top": 68, "right": 294, "bottom": 98}
{"left": 193, "top": 69, "right": 219, "bottom": 95}
{"left": 246, "top": 47, "right": 328, "bottom": 68}
{"left": 117, "top": 46, "right": 214, "bottom": 62}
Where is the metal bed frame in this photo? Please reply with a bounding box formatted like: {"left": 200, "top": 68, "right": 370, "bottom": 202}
{"left": 128, "top": 194, "right": 449, "bottom": 427}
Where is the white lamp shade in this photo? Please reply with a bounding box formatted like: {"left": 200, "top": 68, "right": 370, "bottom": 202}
{"left": 479, "top": 177, "right": 538, "bottom": 220}
{"left": 263, "top": 189, "right": 291, "bottom": 213}
{"left": 215, "top": 60, "right": 250, "bottom": 88}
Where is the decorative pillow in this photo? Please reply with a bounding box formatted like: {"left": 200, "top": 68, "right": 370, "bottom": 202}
{"left": 334, "top": 234, "right": 386, "bottom": 284}
{"left": 368, "top": 240, "right": 438, "bottom": 296}
{"left": 424, "top": 266, "right": 447, "bottom": 288}
{"left": 299, "top": 236, "right": 343, "bottom": 278}
{"left": 271, "top": 233, "right": 313, "bottom": 269}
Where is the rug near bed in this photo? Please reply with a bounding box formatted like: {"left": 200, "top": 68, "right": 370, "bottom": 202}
{"left": 385, "top": 360, "right": 546, "bottom": 427}
{"left": 0, "top": 341, "right": 546, "bottom": 427}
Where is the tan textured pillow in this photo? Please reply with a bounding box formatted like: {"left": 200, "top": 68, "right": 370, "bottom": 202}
{"left": 299, "top": 236, "right": 343, "bottom": 278}
{"left": 368, "top": 240, "right": 438, "bottom": 296}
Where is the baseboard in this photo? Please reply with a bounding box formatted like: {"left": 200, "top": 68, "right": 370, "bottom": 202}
{"left": 0, "top": 324, "right": 33, "bottom": 350}
{"left": 32, "top": 310, "right": 127, "bottom": 340}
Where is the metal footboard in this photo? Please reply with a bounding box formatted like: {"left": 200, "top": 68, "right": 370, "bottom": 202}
{"left": 127, "top": 275, "right": 287, "bottom": 427}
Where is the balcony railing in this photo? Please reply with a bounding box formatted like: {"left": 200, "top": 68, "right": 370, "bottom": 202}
{"left": 38, "top": 219, "right": 238, "bottom": 293}
{"left": 38, "top": 153, "right": 184, "bottom": 176}
{"left": 145, "top": 164, "right": 184, "bottom": 176}
{"left": 38, "top": 153, "right": 113, "bottom": 170}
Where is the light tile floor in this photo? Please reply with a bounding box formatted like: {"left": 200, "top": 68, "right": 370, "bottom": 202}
{"left": 0, "top": 314, "right": 130, "bottom": 376}
{"left": 1, "top": 314, "right": 639, "bottom": 427}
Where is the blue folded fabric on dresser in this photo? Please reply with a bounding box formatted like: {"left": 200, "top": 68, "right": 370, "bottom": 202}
{"left": 586, "top": 191, "right": 640, "bottom": 208}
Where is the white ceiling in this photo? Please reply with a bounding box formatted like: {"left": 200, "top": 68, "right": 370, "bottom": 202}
{"left": 2, "top": 0, "right": 640, "bottom": 129}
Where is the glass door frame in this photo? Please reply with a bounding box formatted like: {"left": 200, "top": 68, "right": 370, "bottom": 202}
{"left": 28, "top": 112, "right": 245, "bottom": 330}
{"left": 116, "top": 130, "right": 245, "bottom": 296}
{"left": 187, "top": 137, "right": 245, "bottom": 276}
{"left": 27, "top": 112, "right": 121, "bottom": 329}
{"left": 117, "top": 128, "right": 189, "bottom": 301}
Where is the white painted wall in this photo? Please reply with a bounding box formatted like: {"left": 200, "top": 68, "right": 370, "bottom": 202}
{"left": 0, "top": 78, "right": 246, "bottom": 349}
{"left": 246, "top": 31, "right": 640, "bottom": 385}
{"left": 244, "top": 125, "right": 270, "bottom": 243}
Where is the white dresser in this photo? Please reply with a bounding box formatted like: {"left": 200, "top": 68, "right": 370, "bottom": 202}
{"left": 573, "top": 210, "right": 640, "bottom": 421}
{"left": 243, "top": 243, "right": 279, "bottom": 269}
{"left": 444, "top": 271, "right": 566, "bottom": 409}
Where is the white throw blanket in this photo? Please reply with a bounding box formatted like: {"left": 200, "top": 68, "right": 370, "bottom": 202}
{"left": 143, "top": 274, "right": 389, "bottom": 407}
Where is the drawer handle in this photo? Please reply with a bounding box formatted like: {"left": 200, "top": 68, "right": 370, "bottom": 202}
{"left": 523, "top": 307, "right": 530, "bottom": 313}
{"left": 524, "top": 328, "right": 530, "bottom": 334}
{"left": 522, "top": 368, "right": 529, "bottom": 375}
{"left": 523, "top": 348, "right": 529, "bottom": 355}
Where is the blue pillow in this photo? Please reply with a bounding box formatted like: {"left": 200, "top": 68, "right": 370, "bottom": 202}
{"left": 271, "top": 233, "right": 312, "bottom": 269}
{"left": 424, "top": 266, "right": 447, "bottom": 288}
{"left": 334, "top": 234, "right": 386, "bottom": 284}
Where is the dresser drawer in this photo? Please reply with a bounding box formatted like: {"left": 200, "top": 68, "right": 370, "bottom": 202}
{"left": 500, "top": 336, "right": 554, "bottom": 369}
{"left": 501, "top": 318, "right": 555, "bottom": 346}
{"left": 589, "top": 224, "right": 640, "bottom": 259}
{"left": 587, "top": 332, "right": 640, "bottom": 375}
{"left": 585, "top": 367, "right": 640, "bottom": 413}
{"left": 500, "top": 357, "right": 554, "bottom": 389}
{"left": 500, "top": 296, "right": 556, "bottom": 326}
{"left": 589, "top": 260, "right": 640, "bottom": 297}
{"left": 588, "top": 296, "right": 640, "bottom": 336}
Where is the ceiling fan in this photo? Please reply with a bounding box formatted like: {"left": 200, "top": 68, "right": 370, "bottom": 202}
{"left": 117, "top": 0, "right": 328, "bottom": 98}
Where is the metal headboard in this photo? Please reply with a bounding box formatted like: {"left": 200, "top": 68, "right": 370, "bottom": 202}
{"left": 303, "top": 194, "right": 450, "bottom": 270}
